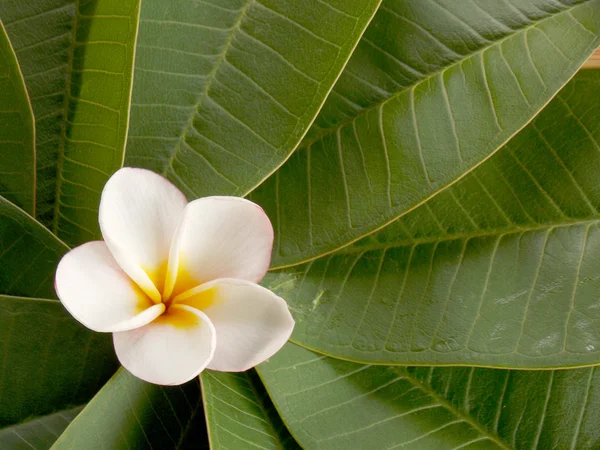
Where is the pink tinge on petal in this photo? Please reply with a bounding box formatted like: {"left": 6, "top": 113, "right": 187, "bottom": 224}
{"left": 163, "top": 197, "right": 274, "bottom": 299}
{"left": 174, "top": 278, "right": 294, "bottom": 372}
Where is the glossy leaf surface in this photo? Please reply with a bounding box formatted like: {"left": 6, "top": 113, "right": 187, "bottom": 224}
{"left": 251, "top": 0, "right": 600, "bottom": 268}
{"left": 124, "top": 0, "right": 381, "bottom": 200}
{"left": 0, "top": 21, "right": 35, "bottom": 215}
{"left": 266, "top": 70, "right": 600, "bottom": 368}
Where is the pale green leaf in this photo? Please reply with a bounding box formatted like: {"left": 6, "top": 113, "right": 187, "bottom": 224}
{"left": 1, "top": 0, "right": 141, "bottom": 246}
{"left": 0, "top": 295, "right": 117, "bottom": 432}
{"left": 258, "top": 343, "right": 600, "bottom": 449}
{"left": 0, "top": 195, "right": 67, "bottom": 298}
{"left": 0, "top": 406, "right": 82, "bottom": 450}
{"left": 124, "top": 0, "right": 381, "bottom": 199}
{"left": 201, "top": 370, "right": 300, "bottom": 449}
{"left": 53, "top": 368, "right": 208, "bottom": 449}
{"left": 266, "top": 70, "right": 600, "bottom": 368}
{"left": 0, "top": 21, "right": 35, "bottom": 215}
{"left": 250, "top": 0, "right": 600, "bottom": 268}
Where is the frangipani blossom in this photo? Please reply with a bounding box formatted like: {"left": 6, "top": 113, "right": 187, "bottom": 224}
{"left": 55, "top": 168, "right": 294, "bottom": 385}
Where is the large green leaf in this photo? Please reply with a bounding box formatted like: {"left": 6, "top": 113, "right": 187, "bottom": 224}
{"left": 0, "top": 21, "right": 35, "bottom": 215}
{"left": 201, "top": 370, "right": 300, "bottom": 449}
{"left": 0, "top": 195, "right": 67, "bottom": 298}
{"left": 1, "top": 0, "right": 141, "bottom": 246}
{"left": 0, "top": 295, "right": 117, "bottom": 430}
{"left": 0, "top": 406, "right": 82, "bottom": 450}
{"left": 258, "top": 343, "right": 600, "bottom": 450}
{"left": 266, "top": 70, "right": 600, "bottom": 368}
{"left": 124, "top": 0, "right": 381, "bottom": 199}
{"left": 53, "top": 368, "right": 208, "bottom": 449}
{"left": 250, "top": 0, "right": 600, "bottom": 268}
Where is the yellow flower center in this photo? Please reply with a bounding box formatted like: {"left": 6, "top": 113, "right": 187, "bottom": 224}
{"left": 134, "top": 259, "right": 219, "bottom": 327}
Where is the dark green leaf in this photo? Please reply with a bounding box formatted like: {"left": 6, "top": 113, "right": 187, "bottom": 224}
{"left": 250, "top": 0, "right": 600, "bottom": 268}
{"left": 258, "top": 343, "right": 600, "bottom": 449}
{"left": 0, "top": 195, "right": 67, "bottom": 298}
{"left": 124, "top": 0, "right": 381, "bottom": 199}
{"left": 0, "top": 295, "right": 117, "bottom": 431}
{"left": 53, "top": 368, "right": 208, "bottom": 449}
{"left": 201, "top": 370, "right": 300, "bottom": 449}
{"left": 0, "top": 406, "right": 82, "bottom": 450}
{"left": 0, "top": 21, "right": 35, "bottom": 215}
{"left": 0, "top": 0, "right": 75, "bottom": 225}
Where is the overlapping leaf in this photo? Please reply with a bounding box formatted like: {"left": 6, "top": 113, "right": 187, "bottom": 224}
{"left": 1, "top": 0, "right": 141, "bottom": 246}
{"left": 0, "top": 406, "right": 82, "bottom": 450}
{"left": 124, "top": 0, "right": 381, "bottom": 200}
{"left": 266, "top": 70, "right": 600, "bottom": 368}
{"left": 0, "top": 190, "right": 115, "bottom": 442}
{"left": 251, "top": 0, "right": 600, "bottom": 268}
{"left": 0, "top": 296, "right": 117, "bottom": 435}
{"left": 0, "top": 195, "right": 67, "bottom": 298}
{"left": 201, "top": 370, "right": 300, "bottom": 449}
{"left": 0, "top": 21, "right": 34, "bottom": 215}
{"left": 258, "top": 343, "right": 600, "bottom": 450}
{"left": 2, "top": 1, "right": 600, "bottom": 449}
{"left": 53, "top": 369, "right": 208, "bottom": 449}
{"left": 0, "top": 0, "right": 75, "bottom": 223}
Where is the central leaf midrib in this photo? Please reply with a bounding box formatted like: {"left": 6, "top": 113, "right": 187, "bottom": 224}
{"left": 294, "top": 1, "right": 593, "bottom": 153}
{"left": 242, "top": 370, "right": 290, "bottom": 449}
{"left": 160, "top": 0, "right": 254, "bottom": 178}
{"left": 398, "top": 368, "right": 513, "bottom": 449}
{"left": 331, "top": 217, "right": 600, "bottom": 257}
{"left": 0, "top": 294, "right": 59, "bottom": 303}
{"left": 175, "top": 395, "right": 203, "bottom": 449}
{"left": 50, "top": 0, "right": 79, "bottom": 234}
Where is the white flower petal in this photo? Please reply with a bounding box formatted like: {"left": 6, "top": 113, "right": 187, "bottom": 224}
{"left": 175, "top": 279, "right": 294, "bottom": 372}
{"left": 164, "top": 197, "right": 273, "bottom": 298}
{"left": 99, "top": 168, "right": 188, "bottom": 301}
{"left": 113, "top": 304, "right": 216, "bottom": 385}
{"left": 55, "top": 241, "right": 164, "bottom": 332}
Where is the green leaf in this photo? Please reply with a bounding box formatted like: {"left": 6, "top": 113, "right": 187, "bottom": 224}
{"left": 0, "top": 21, "right": 35, "bottom": 216}
{"left": 2, "top": 0, "right": 141, "bottom": 246}
{"left": 250, "top": 0, "right": 600, "bottom": 268}
{"left": 1, "top": 0, "right": 76, "bottom": 225}
{"left": 0, "top": 295, "right": 117, "bottom": 431}
{"left": 201, "top": 370, "right": 300, "bottom": 449}
{"left": 124, "top": 0, "right": 381, "bottom": 199}
{"left": 266, "top": 70, "right": 600, "bottom": 368}
{"left": 0, "top": 406, "right": 82, "bottom": 450}
{"left": 0, "top": 195, "right": 67, "bottom": 298}
{"left": 258, "top": 343, "right": 600, "bottom": 449}
{"left": 53, "top": 368, "right": 208, "bottom": 449}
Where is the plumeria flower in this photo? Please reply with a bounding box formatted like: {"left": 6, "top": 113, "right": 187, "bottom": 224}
{"left": 55, "top": 168, "right": 294, "bottom": 385}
